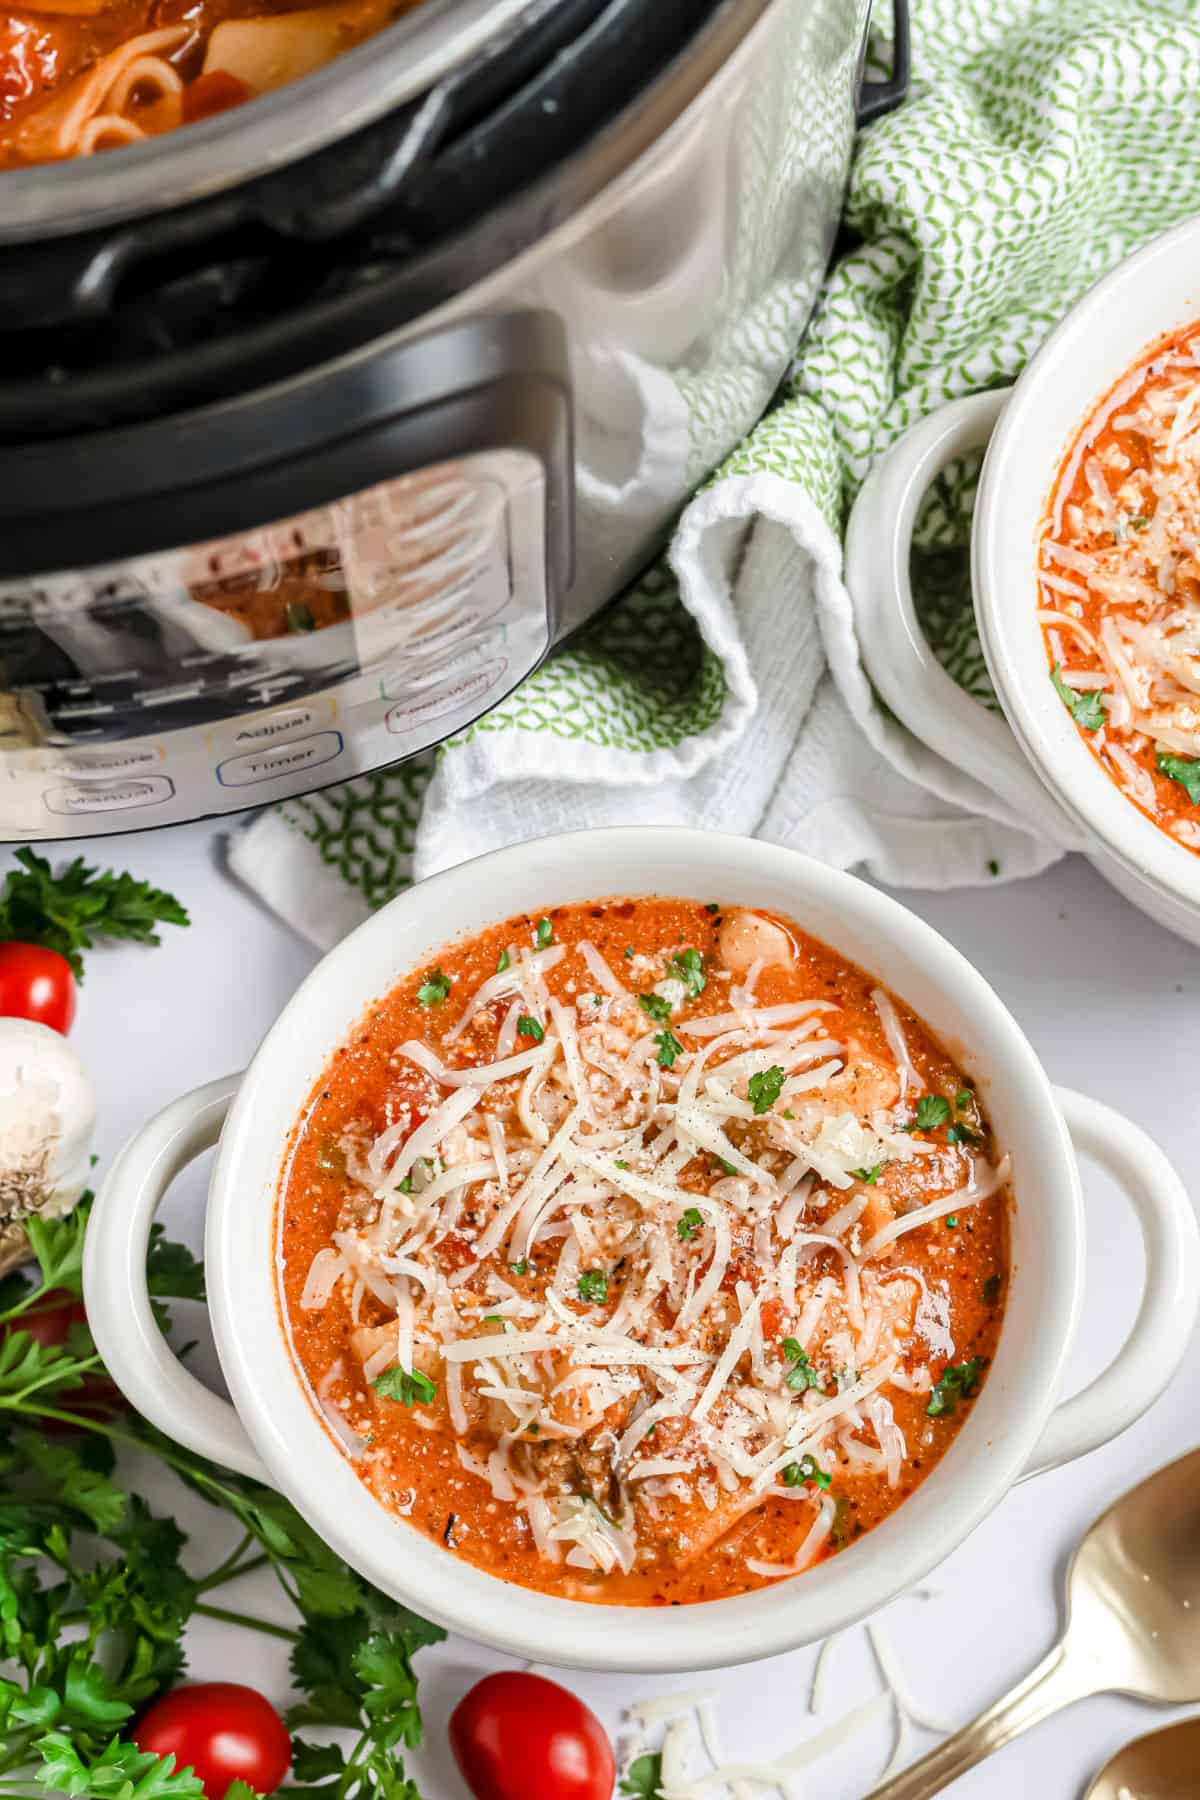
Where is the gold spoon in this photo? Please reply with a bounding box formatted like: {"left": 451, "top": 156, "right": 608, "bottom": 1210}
{"left": 1085, "top": 1717, "right": 1200, "bottom": 1798}
{"left": 865, "top": 1448, "right": 1200, "bottom": 1798}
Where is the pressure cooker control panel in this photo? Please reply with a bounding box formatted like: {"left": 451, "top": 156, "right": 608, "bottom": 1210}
{"left": 0, "top": 449, "right": 550, "bottom": 840}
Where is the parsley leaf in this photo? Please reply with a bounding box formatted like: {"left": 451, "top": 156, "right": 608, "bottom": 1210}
{"left": 781, "top": 1454, "right": 832, "bottom": 1490}
{"left": 496, "top": 950, "right": 510, "bottom": 974}
{"left": 534, "top": 918, "right": 553, "bottom": 949}
{"left": 577, "top": 1270, "right": 608, "bottom": 1305}
{"left": 415, "top": 969, "right": 451, "bottom": 1007}
{"left": 850, "top": 1165, "right": 881, "bottom": 1184}
{"left": 619, "top": 1753, "right": 665, "bottom": 1799}
{"left": 1157, "top": 752, "right": 1200, "bottom": 806}
{"left": 747, "top": 1066, "right": 785, "bottom": 1115}
{"left": 637, "top": 993, "right": 672, "bottom": 1024}
{"left": 665, "top": 948, "right": 706, "bottom": 999}
{"left": 909, "top": 1095, "right": 951, "bottom": 1132}
{"left": 1051, "top": 663, "right": 1107, "bottom": 731}
{"left": 927, "top": 1357, "right": 985, "bottom": 1418}
{"left": 371, "top": 1367, "right": 436, "bottom": 1408}
{"left": 516, "top": 1016, "right": 544, "bottom": 1044}
{"left": 677, "top": 1207, "right": 703, "bottom": 1242}
{"left": 0, "top": 850, "right": 189, "bottom": 981}
{"left": 654, "top": 1029, "right": 684, "bottom": 1069}
{"left": 781, "top": 1338, "right": 822, "bottom": 1393}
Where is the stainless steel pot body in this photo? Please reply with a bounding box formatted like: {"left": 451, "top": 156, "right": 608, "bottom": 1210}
{"left": 0, "top": 0, "right": 874, "bottom": 840}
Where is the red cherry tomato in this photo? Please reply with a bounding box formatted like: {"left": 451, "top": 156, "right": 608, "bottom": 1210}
{"left": 449, "top": 1672, "right": 614, "bottom": 1800}
{"left": 134, "top": 1684, "right": 291, "bottom": 1800}
{"left": 0, "top": 942, "right": 76, "bottom": 1033}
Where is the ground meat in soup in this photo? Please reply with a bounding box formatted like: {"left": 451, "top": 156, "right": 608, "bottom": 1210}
{"left": 277, "top": 898, "right": 1010, "bottom": 1606}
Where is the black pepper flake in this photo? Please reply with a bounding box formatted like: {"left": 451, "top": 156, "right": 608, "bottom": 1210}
{"left": 443, "top": 1513, "right": 458, "bottom": 1546}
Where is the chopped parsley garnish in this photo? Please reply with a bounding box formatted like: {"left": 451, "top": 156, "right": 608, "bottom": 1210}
{"left": 623, "top": 946, "right": 634, "bottom": 958}
{"left": 655, "top": 1028, "right": 684, "bottom": 1069}
{"left": 527, "top": 1422, "right": 539, "bottom": 1434}
{"left": 619, "top": 1752, "right": 665, "bottom": 1799}
{"left": 286, "top": 601, "right": 316, "bottom": 633}
{"left": 534, "top": 917, "right": 554, "bottom": 949}
{"left": 666, "top": 947, "right": 706, "bottom": 999}
{"left": 747, "top": 1065, "right": 785, "bottom": 1115}
{"left": 982, "top": 1273, "right": 1003, "bottom": 1305}
{"left": 397, "top": 1157, "right": 436, "bottom": 1198}
{"left": 945, "top": 1215, "right": 959, "bottom": 1229}
{"left": 614, "top": 1158, "right": 630, "bottom": 1171}
{"left": 851, "top": 1164, "right": 881, "bottom": 1184}
{"left": 482, "top": 1315, "right": 505, "bottom": 1327}
{"left": 677, "top": 1206, "right": 703, "bottom": 1242}
{"left": 987, "top": 857, "right": 1001, "bottom": 877}
{"left": 704, "top": 902, "right": 720, "bottom": 915}
{"left": 1157, "top": 752, "right": 1200, "bottom": 806}
{"left": 496, "top": 949, "right": 510, "bottom": 973}
{"left": 577, "top": 1270, "right": 609, "bottom": 1305}
{"left": 782, "top": 1337, "right": 822, "bottom": 1393}
{"left": 416, "top": 967, "right": 451, "bottom": 1007}
{"left": 956, "top": 1088, "right": 973, "bottom": 1111}
{"left": 372, "top": 1365, "right": 436, "bottom": 1408}
{"left": 1128, "top": 513, "right": 1150, "bottom": 530}
{"left": 510, "top": 1258, "right": 529, "bottom": 1277}
{"left": 946, "top": 1125, "right": 978, "bottom": 1145}
{"left": 927, "top": 1357, "right": 985, "bottom": 1418}
{"left": 517, "top": 1015, "right": 544, "bottom": 1043}
{"left": 781, "top": 1454, "right": 832, "bottom": 1490}
{"left": 1051, "top": 662, "right": 1107, "bottom": 731}
{"left": 638, "top": 992, "right": 673, "bottom": 1023}
{"left": 909, "top": 1094, "right": 951, "bottom": 1132}
{"left": 716, "top": 1156, "right": 739, "bottom": 1177}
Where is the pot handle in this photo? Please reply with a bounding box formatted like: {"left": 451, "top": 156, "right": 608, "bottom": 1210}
{"left": 845, "top": 389, "right": 1086, "bottom": 846}
{"left": 857, "top": 0, "right": 911, "bottom": 126}
{"left": 83, "top": 1075, "right": 270, "bottom": 1484}
{"left": 1021, "top": 1086, "right": 1200, "bottom": 1479}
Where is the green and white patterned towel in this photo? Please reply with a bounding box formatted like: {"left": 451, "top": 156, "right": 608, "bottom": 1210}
{"left": 232, "top": 0, "right": 1200, "bottom": 948}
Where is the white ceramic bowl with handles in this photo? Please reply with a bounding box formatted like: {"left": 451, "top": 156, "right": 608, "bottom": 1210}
{"left": 83, "top": 829, "right": 1198, "bottom": 1673}
{"left": 845, "top": 217, "right": 1200, "bottom": 945}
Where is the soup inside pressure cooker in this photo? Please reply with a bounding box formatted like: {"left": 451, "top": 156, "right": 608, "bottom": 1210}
{"left": 1039, "top": 321, "right": 1200, "bottom": 855}
{"left": 0, "top": 0, "right": 418, "bottom": 165}
{"left": 278, "top": 898, "right": 1010, "bottom": 1605}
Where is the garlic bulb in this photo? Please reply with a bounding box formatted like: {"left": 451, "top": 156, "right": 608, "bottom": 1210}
{"left": 0, "top": 1018, "right": 95, "bottom": 1274}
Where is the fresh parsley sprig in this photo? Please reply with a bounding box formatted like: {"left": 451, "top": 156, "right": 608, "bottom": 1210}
{"left": 0, "top": 851, "right": 189, "bottom": 981}
{"left": 0, "top": 1197, "right": 443, "bottom": 1800}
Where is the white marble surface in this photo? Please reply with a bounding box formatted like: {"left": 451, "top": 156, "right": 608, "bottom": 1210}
{"left": 16, "top": 820, "right": 1200, "bottom": 1798}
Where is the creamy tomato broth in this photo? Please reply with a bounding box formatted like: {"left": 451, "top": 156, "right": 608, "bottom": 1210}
{"left": 278, "top": 899, "right": 1010, "bottom": 1605}
{"left": 1040, "top": 323, "right": 1200, "bottom": 852}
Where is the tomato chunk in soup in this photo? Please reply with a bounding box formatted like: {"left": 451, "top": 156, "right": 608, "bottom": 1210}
{"left": 278, "top": 897, "right": 1009, "bottom": 1606}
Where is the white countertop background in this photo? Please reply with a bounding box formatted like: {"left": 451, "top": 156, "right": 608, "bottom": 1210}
{"left": 20, "top": 820, "right": 1200, "bottom": 1799}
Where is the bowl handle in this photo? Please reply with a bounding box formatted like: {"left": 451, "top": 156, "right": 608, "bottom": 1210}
{"left": 844, "top": 390, "right": 1086, "bottom": 847}
{"left": 1021, "top": 1085, "right": 1200, "bottom": 1479}
{"left": 83, "top": 1075, "right": 270, "bottom": 1484}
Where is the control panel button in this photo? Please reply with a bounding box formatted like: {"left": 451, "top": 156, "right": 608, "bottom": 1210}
{"left": 57, "top": 746, "right": 164, "bottom": 781}
{"left": 208, "top": 700, "right": 335, "bottom": 753}
{"left": 385, "top": 660, "right": 508, "bottom": 735}
{"left": 45, "top": 776, "right": 174, "bottom": 816}
{"left": 216, "top": 730, "right": 343, "bottom": 788}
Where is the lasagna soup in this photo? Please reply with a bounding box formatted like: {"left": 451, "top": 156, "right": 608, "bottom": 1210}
{"left": 1040, "top": 324, "right": 1200, "bottom": 854}
{"left": 0, "top": 0, "right": 419, "bottom": 164}
{"left": 279, "top": 899, "right": 1010, "bottom": 1604}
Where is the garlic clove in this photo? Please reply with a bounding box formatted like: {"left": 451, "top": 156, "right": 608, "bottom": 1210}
{"left": 0, "top": 1017, "right": 96, "bottom": 1276}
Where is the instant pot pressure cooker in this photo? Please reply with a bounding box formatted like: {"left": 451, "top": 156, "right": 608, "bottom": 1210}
{"left": 0, "top": 0, "right": 907, "bottom": 840}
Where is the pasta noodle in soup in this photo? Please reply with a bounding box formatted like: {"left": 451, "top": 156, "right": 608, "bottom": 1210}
{"left": 1039, "top": 323, "right": 1200, "bottom": 853}
{"left": 0, "top": 0, "right": 420, "bottom": 165}
{"left": 277, "top": 897, "right": 1010, "bottom": 1605}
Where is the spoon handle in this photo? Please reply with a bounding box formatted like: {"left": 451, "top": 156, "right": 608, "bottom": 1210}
{"left": 864, "top": 1639, "right": 1095, "bottom": 1798}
